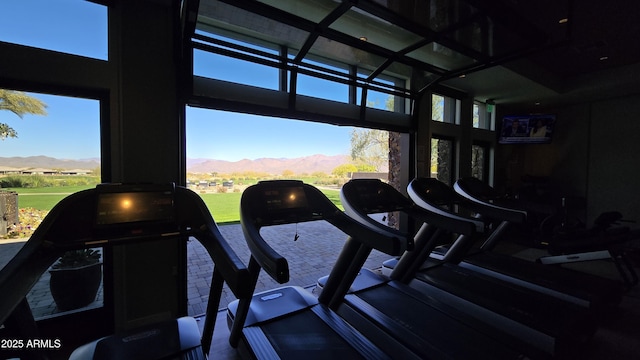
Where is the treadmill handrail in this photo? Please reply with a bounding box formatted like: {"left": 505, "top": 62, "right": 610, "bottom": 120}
{"left": 175, "top": 187, "right": 252, "bottom": 299}
{"left": 239, "top": 180, "right": 408, "bottom": 284}
{"left": 0, "top": 189, "right": 90, "bottom": 325}
{"left": 341, "top": 178, "right": 478, "bottom": 237}
{"left": 454, "top": 177, "right": 527, "bottom": 224}
{"left": 0, "top": 184, "right": 251, "bottom": 325}
{"left": 408, "top": 178, "right": 485, "bottom": 234}
{"left": 339, "top": 180, "right": 408, "bottom": 240}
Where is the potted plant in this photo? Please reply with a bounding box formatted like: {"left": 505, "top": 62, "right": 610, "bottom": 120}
{"left": 49, "top": 249, "right": 103, "bottom": 311}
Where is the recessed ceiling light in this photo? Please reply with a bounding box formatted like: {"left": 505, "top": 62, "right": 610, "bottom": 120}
{"left": 558, "top": 18, "right": 569, "bottom": 24}
{"left": 599, "top": 56, "right": 609, "bottom": 61}
{"left": 535, "top": 102, "right": 541, "bottom": 106}
{"left": 459, "top": 74, "right": 466, "bottom": 78}
{"left": 359, "top": 36, "right": 368, "bottom": 42}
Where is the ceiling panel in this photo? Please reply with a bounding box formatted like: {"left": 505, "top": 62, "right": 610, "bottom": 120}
{"left": 194, "top": 0, "right": 640, "bottom": 106}
{"left": 329, "top": 8, "right": 424, "bottom": 52}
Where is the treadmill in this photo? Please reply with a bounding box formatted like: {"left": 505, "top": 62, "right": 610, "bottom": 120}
{"left": 225, "top": 180, "right": 414, "bottom": 359}
{"left": 321, "top": 181, "right": 532, "bottom": 359}
{"left": 0, "top": 183, "right": 252, "bottom": 360}
{"left": 341, "top": 178, "right": 599, "bottom": 359}
{"left": 226, "top": 180, "right": 526, "bottom": 359}
{"left": 450, "top": 176, "right": 626, "bottom": 312}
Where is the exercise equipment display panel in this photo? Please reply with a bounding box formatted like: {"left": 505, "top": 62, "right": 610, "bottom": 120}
{"left": 0, "top": 183, "right": 251, "bottom": 360}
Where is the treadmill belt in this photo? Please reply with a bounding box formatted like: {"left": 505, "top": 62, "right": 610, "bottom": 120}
{"left": 352, "top": 284, "right": 524, "bottom": 359}
{"left": 467, "top": 251, "right": 623, "bottom": 305}
{"left": 261, "top": 310, "right": 367, "bottom": 360}
{"left": 416, "top": 263, "right": 594, "bottom": 339}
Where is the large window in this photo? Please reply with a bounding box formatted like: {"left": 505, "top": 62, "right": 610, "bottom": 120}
{"left": 432, "top": 94, "right": 445, "bottom": 122}
{"left": 472, "top": 103, "right": 495, "bottom": 183}
{"left": 432, "top": 93, "right": 459, "bottom": 124}
{"left": 431, "top": 93, "right": 496, "bottom": 184}
{"left": 193, "top": 26, "right": 409, "bottom": 112}
{"left": 473, "top": 101, "right": 494, "bottom": 130}
{"left": 185, "top": 107, "right": 397, "bottom": 313}
{"left": 193, "top": 33, "right": 280, "bottom": 90}
{"left": 357, "top": 74, "right": 405, "bottom": 112}
{"left": 0, "top": 89, "right": 102, "bottom": 319}
{"left": 296, "top": 59, "right": 350, "bottom": 102}
{"left": 0, "top": 0, "right": 108, "bottom": 60}
{"left": 0, "top": 92, "right": 101, "bottom": 160}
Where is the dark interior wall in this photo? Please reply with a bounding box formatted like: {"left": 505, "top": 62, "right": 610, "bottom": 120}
{"left": 109, "top": 0, "right": 186, "bottom": 332}
{"left": 110, "top": 0, "right": 181, "bottom": 183}
{"left": 494, "top": 92, "right": 640, "bottom": 224}
{"left": 546, "top": 104, "right": 591, "bottom": 199}
{"left": 587, "top": 93, "right": 640, "bottom": 223}
{"left": 492, "top": 104, "right": 590, "bottom": 198}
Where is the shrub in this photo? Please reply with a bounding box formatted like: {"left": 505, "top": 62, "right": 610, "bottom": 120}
{"left": 1, "top": 174, "right": 49, "bottom": 188}
{"left": 52, "top": 249, "right": 101, "bottom": 269}
{"left": 0, "top": 176, "right": 25, "bottom": 188}
{"left": 0, "top": 175, "right": 100, "bottom": 189}
{"left": 3, "top": 207, "right": 48, "bottom": 239}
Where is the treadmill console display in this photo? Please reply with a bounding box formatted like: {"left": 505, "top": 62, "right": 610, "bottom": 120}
{"left": 96, "top": 190, "right": 174, "bottom": 226}
{"left": 350, "top": 183, "right": 405, "bottom": 213}
{"left": 264, "top": 186, "right": 308, "bottom": 212}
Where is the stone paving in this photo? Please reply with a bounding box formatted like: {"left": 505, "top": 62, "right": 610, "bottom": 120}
{"left": 187, "top": 220, "right": 390, "bottom": 316}
{"left": 0, "top": 239, "right": 104, "bottom": 320}
{"left": 1, "top": 219, "right": 391, "bottom": 319}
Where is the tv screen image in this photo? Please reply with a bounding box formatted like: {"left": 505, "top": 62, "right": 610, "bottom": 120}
{"left": 499, "top": 114, "right": 556, "bottom": 144}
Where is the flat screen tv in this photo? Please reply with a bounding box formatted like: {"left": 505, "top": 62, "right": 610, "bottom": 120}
{"left": 498, "top": 114, "right": 556, "bottom": 144}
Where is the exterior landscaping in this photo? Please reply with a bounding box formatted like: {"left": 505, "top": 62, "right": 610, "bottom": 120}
{"left": 1, "top": 174, "right": 345, "bottom": 238}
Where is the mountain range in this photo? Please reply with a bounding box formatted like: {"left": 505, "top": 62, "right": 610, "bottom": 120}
{"left": 0, "top": 156, "right": 100, "bottom": 170}
{"left": 0, "top": 154, "right": 351, "bottom": 175}
{"left": 188, "top": 154, "right": 350, "bottom": 174}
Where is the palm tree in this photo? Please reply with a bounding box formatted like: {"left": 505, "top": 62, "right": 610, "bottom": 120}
{"left": 0, "top": 89, "right": 48, "bottom": 140}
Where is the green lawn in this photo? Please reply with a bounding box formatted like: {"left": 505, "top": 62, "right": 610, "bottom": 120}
{"left": 199, "top": 192, "right": 243, "bottom": 223}
{"left": 11, "top": 186, "right": 95, "bottom": 211}
{"left": 198, "top": 188, "right": 342, "bottom": 223}
{"left": 18, "top": 194, "right": 71, "bottom": 210}
{"left": 11, "top": 186, "right": 343, "bottom": 224}
{"left": 5, "top": 185, "right": 95, "bottom": 194}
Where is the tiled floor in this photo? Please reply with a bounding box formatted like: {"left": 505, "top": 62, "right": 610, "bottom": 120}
{"left": 4, "top": 226, "right": 639, "bottom": 359}
{"left": 187, "top": 220, "right": 390, "bottom": 316}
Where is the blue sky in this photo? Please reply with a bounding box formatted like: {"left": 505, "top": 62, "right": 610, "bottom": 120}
{"left": 0, "top": 0, "right": 390, "bottom": 161}
{"left": 0, "top": 92, "right": 357, "bottom": 161}
{"left": 186, "top": 108, "right": 353, "bottom": 161}
{"left": 0, "top": 94, "right": 101, "bottom": 159}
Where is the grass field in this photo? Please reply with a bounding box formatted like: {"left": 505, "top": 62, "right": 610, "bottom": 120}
{"left": 9, "top": 186, "right": 343, "bottom": 224}
{"left": 6, "top": 186, "right": 95, "bottom": 211}
{"left": 164, "top": 188, "right": 342, "bottom": 223}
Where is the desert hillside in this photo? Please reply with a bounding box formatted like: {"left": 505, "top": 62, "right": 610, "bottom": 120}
{"left": 187, "top": 154, "right": 350, "bottom": 174}
{"left": 0, "top": 154, "right": 351, "bottom": 175}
